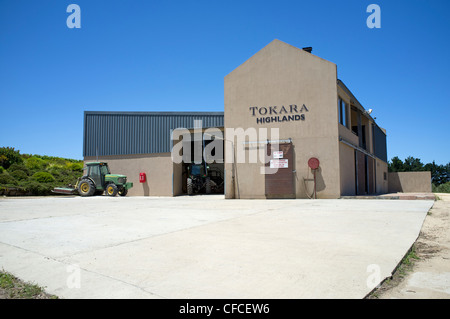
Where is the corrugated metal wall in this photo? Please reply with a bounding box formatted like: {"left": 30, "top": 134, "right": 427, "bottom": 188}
{"left": 83, "top": 112, "right": 224, "bottom": 157}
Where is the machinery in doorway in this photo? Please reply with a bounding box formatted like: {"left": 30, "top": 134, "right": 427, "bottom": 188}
{"left": 52, "top": 162, "right": 133, "bottom": 197}
{"left": 185, "top": 162, "right": 224, "bottom": 195}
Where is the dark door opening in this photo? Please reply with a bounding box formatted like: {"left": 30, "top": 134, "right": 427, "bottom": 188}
{"left": 181, "top": 138, "right": 224, "bottom": 195}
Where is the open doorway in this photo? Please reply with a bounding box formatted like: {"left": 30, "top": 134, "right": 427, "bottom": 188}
{"left": 174, "top": 129, "right": 224, "bottom": 195}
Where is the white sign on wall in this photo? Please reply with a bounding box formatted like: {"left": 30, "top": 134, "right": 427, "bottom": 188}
{"left": 273, "top": 151, "right": 283, "bottom": 159}
{"left": 270, "top": 159, "right": 288, "bottom": 168}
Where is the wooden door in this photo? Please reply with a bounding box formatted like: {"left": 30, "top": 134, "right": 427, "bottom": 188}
{"left": 265, "top": 143, "right": 295, "bottom": 199}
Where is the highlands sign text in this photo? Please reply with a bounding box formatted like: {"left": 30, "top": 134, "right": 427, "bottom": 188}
{"left": 249, "top": 104, "right": 309, "bottom": 124}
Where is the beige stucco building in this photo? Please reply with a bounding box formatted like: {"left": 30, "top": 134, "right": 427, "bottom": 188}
{"left": 223, "top": 39, "right": 387, "bottom": 199}
{"left": 84, "top": 39, "right": 388, "bottom": 198}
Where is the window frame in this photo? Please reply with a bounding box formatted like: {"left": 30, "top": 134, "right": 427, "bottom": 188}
{"left": 338, "top": 97, "right": 349, "bottom": 128}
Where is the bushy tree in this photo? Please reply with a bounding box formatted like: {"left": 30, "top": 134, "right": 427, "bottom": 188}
{"left": 66, "top": 162, "right": 83, "bottom": 172}
{"left": 0, "top": 173, "right": 18, "bottom": 186}
{"left": 21, "top": 181, "right": 53, "bottom": 195}
{"left": 25, "top": 157, "right": 46, "bottom": 170}
{"left": 403, "top": 156, "right": 425, "bottom": 172}
{"left": 8, "top": 163, "right": 31, "bottom": 176}
{"left": 0, "top": 147, "right": 23, "bottom": 169}
{"left": 433, "top": 182, "right": 450, "bottom": 193}
{"left": 10, "top": 170, "right": 28, "bottom": 181}
{"left": 32, "top": 172, "right": 55, "bottom": 183}
{"left": 424, "top": 161, "right": 449, "bottom": 186}
{"left": 388, "top": 156, "right": 405, "bottom": 172}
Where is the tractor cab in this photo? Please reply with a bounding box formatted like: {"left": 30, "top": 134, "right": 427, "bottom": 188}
{"left": 84, "top": 162, "right": 110, "bottom": 189}
{"left": 189, "top": 164, "right": 206, "bottom": 177}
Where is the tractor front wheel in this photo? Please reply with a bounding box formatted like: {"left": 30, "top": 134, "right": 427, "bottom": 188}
{"left": 118, "top": 187, "right": 128, "bottom": 196}
{"left": 78, "top": 179, "right": 96, "bottom": 197}
{"left": 187, "top": 178, "right": 193, "bottom": 195}
{"left": 205, "top": 177, "right": 212, "bottom": 194}
{"left": 106, "top": 183, "right": 118, "bottom": 197}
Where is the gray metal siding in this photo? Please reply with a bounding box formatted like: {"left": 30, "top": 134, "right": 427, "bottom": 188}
{"left": 83, "top": 112, "right": 224, "bottom": 157}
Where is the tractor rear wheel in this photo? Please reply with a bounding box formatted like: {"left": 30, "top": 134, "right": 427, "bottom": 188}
{"left": 106, "top": 183, "right": 118, "bottom": 197}
{"left": 118, "top": 187, "right": 128, "bottom": 196}
{"left": 187, "top": 178, "right": 193, "bottom": 195}
{"left": 78, "top": 179, "right": 96, "bottom": 197}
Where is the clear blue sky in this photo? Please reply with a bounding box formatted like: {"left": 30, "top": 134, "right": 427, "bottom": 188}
{"left": 1, "top": 0, "right": 449, "bottom": 164}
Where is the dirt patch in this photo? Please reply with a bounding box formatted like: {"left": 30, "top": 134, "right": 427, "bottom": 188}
{"left": 367, "top": 194, "right": 450, "bottom": 299}
{"left": 415, "top": 241, "right": 441, "bottom": 258}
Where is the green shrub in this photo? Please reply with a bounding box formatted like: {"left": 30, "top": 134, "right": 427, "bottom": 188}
{"left": 434, "top": 182, "right": 450, "bottom": 193}
{"left": 0, "top": 149, "right": 84, "bottom": 196}
{"left": 8, "top": 163, "right": 31, "bottom": 176}
{"left": 47, "top": 167, "right": 61, "bottom": 177}
{"left": 0, "top": 173, "right": 18, "bottom": 186}
{"left": 32, "top": 172, "right": 55, "bottom": 183}
{"left": 66, "top": 162, "right": 83, "bottom": 172}
{"left": 10, "top": 170, "right": 28, "bottom": 181}
{"left": 0, "top": 147, "right": 23, "bottom": 169}
{"left": 25, "top": 157, "right": 46, "bottom": 170}
{"left": 21, "top": 181, "right": 52, "bottom": 195}
{"left": 47, "top": 163, "right": 64, "bottom": 171}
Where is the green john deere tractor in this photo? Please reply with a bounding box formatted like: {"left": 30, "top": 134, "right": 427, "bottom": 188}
{"left": 53, "top": 162, "right": 133, "bottom": 197}
{"left": 186, "top": 163, "right": 211, "bottom": 195}
{"left": 186, "top": 162, "right": 224, "bottom": 195}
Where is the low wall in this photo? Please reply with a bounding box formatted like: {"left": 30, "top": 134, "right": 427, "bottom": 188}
{"left": 0, "top": 187, "right": 33, "bottom": 196}
{"left": 388, "top": 171, "right": 432, "bottom": 193}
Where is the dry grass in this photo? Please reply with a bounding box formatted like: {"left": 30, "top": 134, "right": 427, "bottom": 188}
{"left": 0, "top": 270, "right": 58, "bottom": 299}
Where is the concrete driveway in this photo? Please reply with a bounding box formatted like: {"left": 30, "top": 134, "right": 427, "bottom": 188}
{"left": 0, "top": 195, "right": 434, "bottom": 299}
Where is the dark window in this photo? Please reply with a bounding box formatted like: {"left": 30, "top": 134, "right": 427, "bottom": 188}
{"left": 90, "top": 165, "right": 100, "bottom": 177}
{"left": 100, "top": 164, "right": 109, "bottom": 175}
{"left": 339, "top": 98, "right": 347, "bottom": 128}
{"left": 373, "top": 125, "right": 388, "bottom": 162}
{"left": 361, "top": 125, "right": 366, "bottom": 150}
